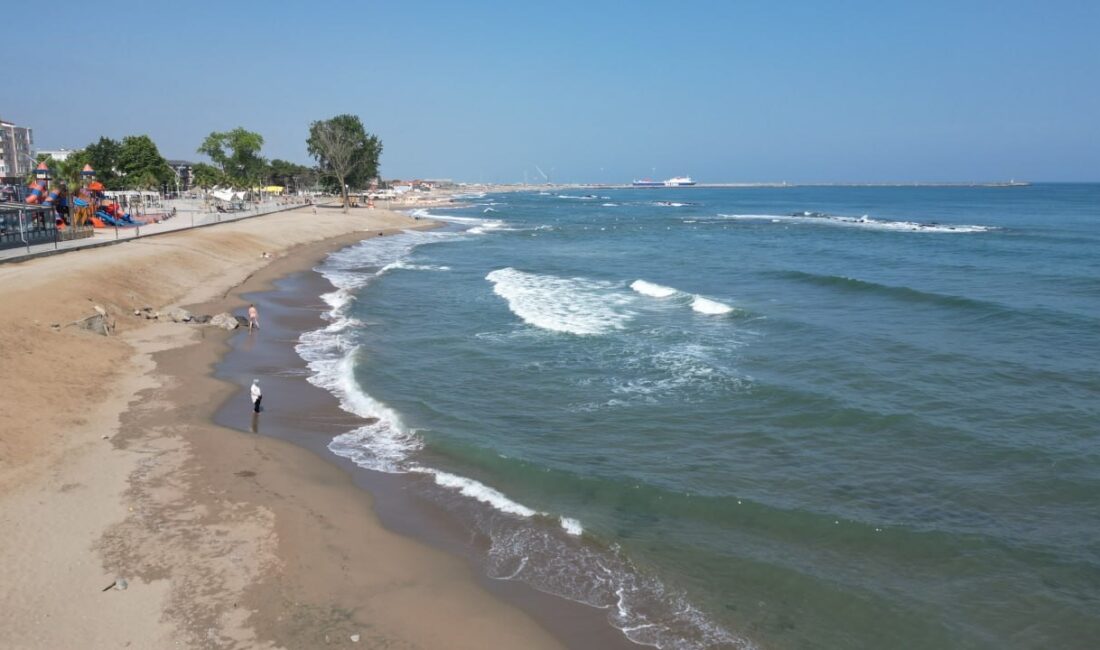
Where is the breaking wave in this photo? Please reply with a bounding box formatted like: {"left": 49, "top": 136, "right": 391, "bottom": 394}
{"left": 631, "top": 279, "right": 678, "bottom": 298}
{"left": 692, "top": 296, "right": 734, "bottom": 315}
{"left": 486, "top": 268, "right": 636, "bottom": 335}
{"left": 631, "top": 279, "right": 736, "bottom": 317}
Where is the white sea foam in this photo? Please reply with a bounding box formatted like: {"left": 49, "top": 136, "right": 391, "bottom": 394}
{"left": 572, "top": 341, "right": 750, "bottom": 411}
{"left": 631, "top": 279, "right": 738, "bottom": 319}
{"left": 692, "top": 295, "right": 734, "bottom": 315}
{"left": 486, "top": 268, "right": 635, "bottom": 335}
{"left": 379, "top": 260, "right": 451, "bottom": 274}
{"left": 296, "top": 230, "right": 464, "bottom": 476}
{"left": 630, "top": 279, "right": 679, "bottom": 298}
{"left": 484, "top": 519, "right": 751, "bottom": 650}
{"left": 410, "top": 209, "right": 514, "bottom": 236}
{"left": 414, "top": 466, "right": 539, "bottom": 518}
{"left": 602, "top": 202, "right": 620, "bottom": 207}
{"left": 717, "top": 212, "right": 992, "bottom": 233}
{"left": 560, "top": 517, "right": 584, "bottom": 536}
{"left": 469, "top": 221, "right": 507, "bottom": 235}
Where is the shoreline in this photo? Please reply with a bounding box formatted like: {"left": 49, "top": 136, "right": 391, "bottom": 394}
{"left": 0, "top": 205, "right": 573, "bottom": 648}
{"left": 208, "top": 255, "right": 641, "bottom": 650}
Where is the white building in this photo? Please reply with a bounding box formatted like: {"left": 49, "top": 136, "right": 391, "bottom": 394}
{"left": 0, "top": 117, "right": 34, "bottom": 181}
{"left": 37, "top": 148, "right": 78, "bottom": 162}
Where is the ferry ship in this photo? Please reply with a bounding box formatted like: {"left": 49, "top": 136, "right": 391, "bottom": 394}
{"left": 631, "top": 176, "right": 697, "bottom": 187}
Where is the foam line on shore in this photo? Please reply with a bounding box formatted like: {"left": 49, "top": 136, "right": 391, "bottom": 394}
{"left": 301, "top": 232, "right": 587, "bottom": 537}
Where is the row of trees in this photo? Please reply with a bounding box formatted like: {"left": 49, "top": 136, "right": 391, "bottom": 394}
{"left": 38, "top": 114, "right": 383, "bottom": 210}
{"left": 36, "top": 135, "right": 173, "bottom": 192}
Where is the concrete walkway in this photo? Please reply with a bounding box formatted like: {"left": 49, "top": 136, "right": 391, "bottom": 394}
{"left": 0, "top": 199, "right": 323, "bottom": 264}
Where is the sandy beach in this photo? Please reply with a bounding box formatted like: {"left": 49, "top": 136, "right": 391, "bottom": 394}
{"left": 0, "top": 204, "right": 568, "bottom": 648}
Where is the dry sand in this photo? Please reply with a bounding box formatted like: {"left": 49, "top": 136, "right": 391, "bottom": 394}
{"left": 0, "top": 204, "right": 564, "bottom": 649}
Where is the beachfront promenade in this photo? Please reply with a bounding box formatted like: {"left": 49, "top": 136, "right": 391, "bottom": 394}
{"left": 0, "top": 198, "right": 320, "bottom": 263}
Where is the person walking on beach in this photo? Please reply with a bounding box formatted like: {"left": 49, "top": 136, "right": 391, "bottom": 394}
{"left": 248, "top": 303, "right": 260, "bottom": 332}
{"left": 250, "top": 379, "right": 263, "bottom": 413}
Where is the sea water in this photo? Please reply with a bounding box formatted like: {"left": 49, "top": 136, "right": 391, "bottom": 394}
{"left": 299, "top": 185, "right": 1100, "bottom": 649}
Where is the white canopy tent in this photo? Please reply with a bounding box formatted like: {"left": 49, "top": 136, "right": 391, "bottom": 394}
{"left": 210, "top": 188, "right": 247, "bottom": 202}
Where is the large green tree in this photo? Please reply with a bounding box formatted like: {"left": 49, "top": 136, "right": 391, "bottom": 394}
{"left": 117, "top": 135, "right": 173, "bottom": 190}
{"left": 191, "top": 162, "right": 223, "bottom": 190}
{"left": 82, "top": 137, "right": 123, "bottom": 189}
{"left": 197, "top": 128, "right": 266, "bottom": 189}
{"left": 306, "top": 114, "right": 382, "bottom": 212}
{"left": 266, "top": 158, "right": 316, "bottom": 192}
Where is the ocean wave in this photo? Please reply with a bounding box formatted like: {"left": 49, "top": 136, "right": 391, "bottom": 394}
{"left": 718, "top": 212, "right": 993, "bottom": 233}
{"left": 630, "top": 279, "right": 678, "bottom": 298}
{"left": 486, "top": 267, "right": 636, "bottom": 335}
{"left": 469, "top": 221, "right": 507, "bottom": 235}
{"left": 775, "top": 270, "right": 1008, "bottom": 312}
{"left": 631, "top": 280, "right": 737, "bottom": 318}
{"left": 379, "top": 260, "right": 451, "bottom": 274}
{"left": 299, "top": 332, "right": 422, "bottom": 474}
{"left": 298, "top": 232, "right": 458, "bottom": 474}
{"left": 560, "top": 517, "right": 584, "bottom": 536}
{"left": 414, "top": 466, "right": 539, "bottom": 518}
{"left": 328, "top": 419, "right": 421, "bottom": 474}
{"left": 692, "top": 296, "right": 734, "bottom": 315}
{"left": 409, "top": 209, "right": 510, "bottom": 235}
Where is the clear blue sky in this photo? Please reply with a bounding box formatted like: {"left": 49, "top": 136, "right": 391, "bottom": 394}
{"left": 11, "top": 0, "right": 1099, "bottom": 182}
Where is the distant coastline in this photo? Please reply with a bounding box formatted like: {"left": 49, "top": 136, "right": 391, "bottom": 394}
{"left": 465, "top": 181, "right": 1037, "bottom": 191}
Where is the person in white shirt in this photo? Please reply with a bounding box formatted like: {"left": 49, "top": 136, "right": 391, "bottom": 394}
{"left": 250, "top": 379, "right": 262, "bottom": 413}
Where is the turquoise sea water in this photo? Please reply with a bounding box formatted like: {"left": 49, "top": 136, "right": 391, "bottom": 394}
{"left": 301, "top": 185, "right": 1100, "bottom": 649}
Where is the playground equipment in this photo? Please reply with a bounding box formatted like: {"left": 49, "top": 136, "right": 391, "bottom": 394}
{"left": 27, "top": 162, "right": 173, "bottom": 231}
{"left": 67, "top": 171, "right": 152, "bottom": 229}
{"left": 24, "top": 162, "right": 66, "bottom": 215}
{"left": 25, "top": 180, "right": 46, "bottom": 204}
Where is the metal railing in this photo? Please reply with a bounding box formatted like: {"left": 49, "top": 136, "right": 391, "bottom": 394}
{"left": 0, "top": 204, "right": 94, "bottom": 252}
{"left": 0, "top": 195, "right": 321, "bottom": 262}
